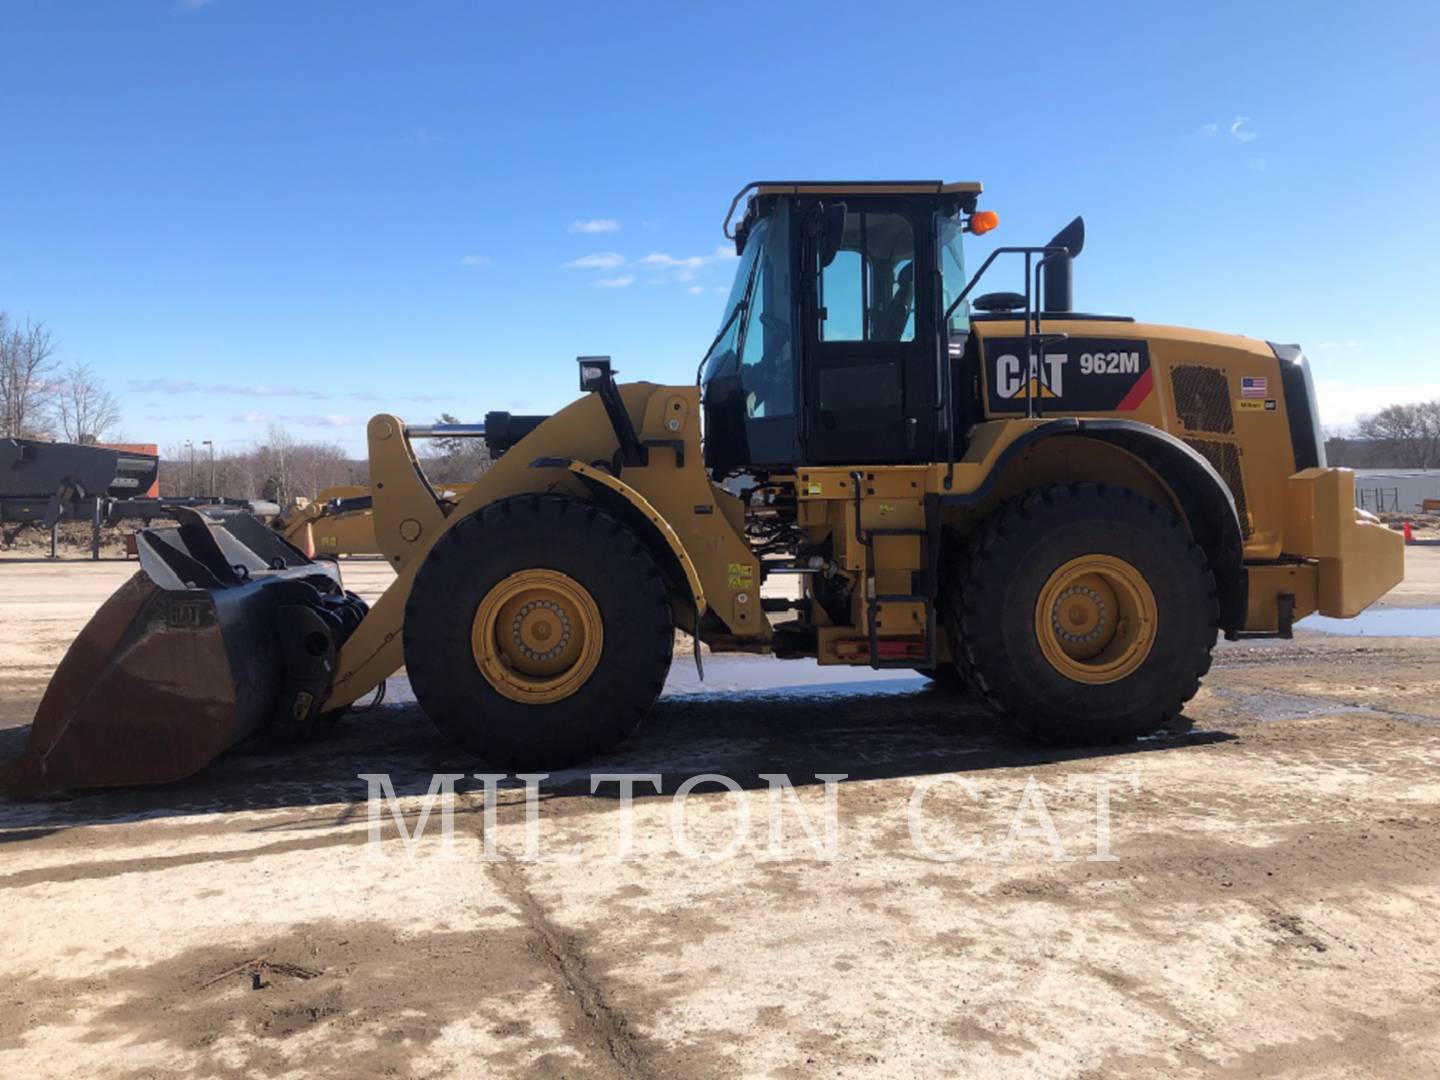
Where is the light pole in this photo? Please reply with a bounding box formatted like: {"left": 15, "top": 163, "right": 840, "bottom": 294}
{"left": 186, "top": 440, "right": 195, "bottom": 494}
{"left": 203, "top": 440, "right": 214, "bottom": 497}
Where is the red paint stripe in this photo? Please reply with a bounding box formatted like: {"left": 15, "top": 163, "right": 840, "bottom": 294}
{"left": 1115, "top": 366, "right": 1154, "bottom": 411}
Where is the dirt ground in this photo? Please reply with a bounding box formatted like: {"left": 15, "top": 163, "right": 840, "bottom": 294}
{"left": 2, "top": 550, "right": 1439, "bottom": 1077}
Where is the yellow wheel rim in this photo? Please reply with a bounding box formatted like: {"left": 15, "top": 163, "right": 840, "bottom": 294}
{"left": 1034, "top": 554, "right": 1157, "bottom": 685}
{"left": 471, "top": 570, "right": 604, "bottom": 704}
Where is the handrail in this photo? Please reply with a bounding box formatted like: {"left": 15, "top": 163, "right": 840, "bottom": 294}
{"left": 938, "top": 243, "right": 1073, "bottom": 488}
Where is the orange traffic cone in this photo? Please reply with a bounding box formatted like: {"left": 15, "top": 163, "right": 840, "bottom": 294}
{"left": 1403, "top": 521, "right": 1415, "bottom": 545}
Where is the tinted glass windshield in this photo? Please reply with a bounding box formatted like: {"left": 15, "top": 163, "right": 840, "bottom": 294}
{"left": 739, "top": 200, "right": 793, "bottom": 417}
{"left": 700, "top": 218, "right": 767, "bottom": 384}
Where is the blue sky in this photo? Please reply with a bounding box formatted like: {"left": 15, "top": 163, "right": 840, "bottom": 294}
{"left": 3, "top": 0, "right": 1437, "bottom": 454}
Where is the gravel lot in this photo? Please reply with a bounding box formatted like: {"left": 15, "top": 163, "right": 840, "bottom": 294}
{"left": 2, "top": 548, "right": 1439, "bottom": 1078}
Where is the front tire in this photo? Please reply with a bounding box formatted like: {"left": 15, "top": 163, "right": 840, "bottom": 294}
{"left": 404, "top": 495, "right": 674, "bottom": 770}
{"left": 947, "top": 483, "right": 1218, "bottom": 744}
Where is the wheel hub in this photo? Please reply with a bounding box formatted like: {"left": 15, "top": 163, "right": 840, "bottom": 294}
{"left": 1052, "top": 584, "right": 1108, "bottom": 645}
{"left": 1034, "top": 555, "right": 1156, "bottom": 684}
{"left": 472, "top": 570, "right": 604, "bottom": 703}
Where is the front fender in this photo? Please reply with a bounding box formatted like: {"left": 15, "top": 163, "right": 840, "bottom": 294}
{"left": 541, "top": 457, "right": 708, "bottom": 619}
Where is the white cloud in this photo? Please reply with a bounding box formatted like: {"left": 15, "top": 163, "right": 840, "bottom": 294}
{"left": 641, "top": 253, "right": 707, "bottom": 269}
{"left": 565, "top": 252, "right": 626, "bottom": 270}
{"left": 1230, "top": 116, "right": 1260, "bottom": 143}
{"left": 146, "top": 411, "right": 204, "bottom": 422}
{"left": 233, "top": 410, "right": 361, "bottom": 427}
{"left": 177, "top": 0, "right": 215, "bottom": 9}
{"left": 295, "top": 413, "right": 362, "bottom": 427}
{"left": 1200, "top": 116, "right": 1261, "bottom": 144}
{"left": 687, "top": 285, "right": 706, "bottom": 295}
{"left": 460, "top": 254, "right": 493, "bottom": 267}
{"left": 569, "top": 218, "right": 620, "bottom": 235}
{"left": 638, "top": 245, "right": 738, "bottom": 285}
{"left": 643, "top": 245, "right": 736, "bottom": 269}
{"left": 566, "top": 243, "right": 739, "bottom": 288}
{"left": 131, "top": 378, "right": 323, "bottom": 399}
{"left": 345, "top": 390, "right": 449, "bottom": 404}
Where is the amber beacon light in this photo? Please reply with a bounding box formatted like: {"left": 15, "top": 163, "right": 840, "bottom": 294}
{"left": 967, "top": 209, "right": 999, "bottom": 235}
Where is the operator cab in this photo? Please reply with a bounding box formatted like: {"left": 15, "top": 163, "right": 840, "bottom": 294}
{"left": 699, "top": 180, "right": 984, "bottom": 476}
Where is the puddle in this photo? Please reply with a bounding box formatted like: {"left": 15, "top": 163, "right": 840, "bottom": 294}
{"left": 1207, "top": 685, "right": 1436, "bottom": 726}
{"left": 662, "top": 655, "right": 923, "bottom": 697}
{"left": 1296, "top": 607, "right": 1440, "bottom": 637}
{"left": 375, "top": 656, "right": 926, "bottom": 704}
{"left": 1207, "top": 686, "right": 1370, "bottom": 723}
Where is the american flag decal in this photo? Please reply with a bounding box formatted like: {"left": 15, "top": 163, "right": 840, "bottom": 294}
{"left": 1240, "top": 376, "right": 1268, "bottom": 399}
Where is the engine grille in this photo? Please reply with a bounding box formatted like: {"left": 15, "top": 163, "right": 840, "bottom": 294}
{"left": 1171, "top": 365, "right": 1234, "bottom": 434}
{"left": 1184, "top": 437, "right": 1250, "bottom": 537}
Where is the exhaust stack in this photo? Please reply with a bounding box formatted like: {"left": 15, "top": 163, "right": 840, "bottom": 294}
{"left": 1042, "top": 216, "right": 1085, "bottom": 314}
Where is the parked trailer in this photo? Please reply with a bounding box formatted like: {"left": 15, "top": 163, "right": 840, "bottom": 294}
{"left": 1, "top": 438, "right": 275, "bottom": 558}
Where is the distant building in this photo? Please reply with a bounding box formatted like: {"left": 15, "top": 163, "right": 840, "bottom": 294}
{"left": 1353, "top": 469, "right": 1440, "bottom": 514}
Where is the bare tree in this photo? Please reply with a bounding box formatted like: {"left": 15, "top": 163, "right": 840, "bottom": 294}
{"left": 421, "top": 411, "right": 491, "bottom": 485}
{"left": 55, "top": 362, "right": 122, "bottom": 444}
{"left": 1356, "top": 402, "right": 1440, "bottom": 468}
{"left": 0, "top": 314, "right": 59, "bottom": 439}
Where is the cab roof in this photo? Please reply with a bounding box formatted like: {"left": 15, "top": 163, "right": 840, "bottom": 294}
{"left": 725, "top": 179, "right": 983, "bottom": 242}
{"left": 750, "top": 180, "right": 982, "bottom": 196}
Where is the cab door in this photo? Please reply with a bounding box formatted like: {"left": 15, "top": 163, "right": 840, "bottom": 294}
{"left": 801, "top": 201, "right": 937, "bottom": 465}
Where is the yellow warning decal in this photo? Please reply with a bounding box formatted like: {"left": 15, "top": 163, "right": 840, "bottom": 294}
{"left": 803, "top": 482, "right": 823, "bottom": 496}
{"left": 727, "top": 562, "right": 754, "bottom": 589}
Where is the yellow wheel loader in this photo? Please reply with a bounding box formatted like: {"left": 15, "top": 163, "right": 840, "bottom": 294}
{"left": 2, "top": 180, "right": 1405, "bottom": 795}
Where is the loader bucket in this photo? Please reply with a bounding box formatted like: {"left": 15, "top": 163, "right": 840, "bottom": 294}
{"left": 0, "top": 508, "right": 368, "bottom": 797}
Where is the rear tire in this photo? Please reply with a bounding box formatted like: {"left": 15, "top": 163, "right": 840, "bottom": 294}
{"left": 404, "top": 495, "right": 674, "bottom": 770}
{"left": 947, "top": 483, "right": 1217, "bottom": 744}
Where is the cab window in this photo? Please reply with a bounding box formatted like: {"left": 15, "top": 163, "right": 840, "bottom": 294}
{"left": 938, "top": 213, "right": 970, "bottom": 334}
{"left": 819, "top": 211, "right": 915, "bottom": 343}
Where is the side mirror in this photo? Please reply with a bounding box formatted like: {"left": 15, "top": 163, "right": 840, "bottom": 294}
{"left": 819, "top": 202, "right": 847, "bottom": 269}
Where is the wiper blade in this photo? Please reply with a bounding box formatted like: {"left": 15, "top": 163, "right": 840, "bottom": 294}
{"left": 695, "top": 299, "right": 748, "bottom": 384}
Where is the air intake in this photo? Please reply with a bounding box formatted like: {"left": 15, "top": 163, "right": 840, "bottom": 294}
{"left": 1171, "top": 366, "right": 1234, "bottom": 434}
{"left": 1184, "top": 437, "right": 1250, "bottom": 537}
